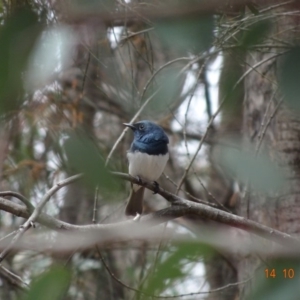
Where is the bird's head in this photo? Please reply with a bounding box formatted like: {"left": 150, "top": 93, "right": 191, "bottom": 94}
{"left": 124, "top": 120, "right": 169, "bottom": 144}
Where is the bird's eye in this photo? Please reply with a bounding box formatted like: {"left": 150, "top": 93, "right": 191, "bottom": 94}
{"left": 139, "top": 124, "right": 145, "bottom": 130}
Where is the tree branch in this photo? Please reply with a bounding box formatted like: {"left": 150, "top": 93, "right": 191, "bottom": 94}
{"left": 0, "top": 173, "right": 299, "bottom": 254}
{"left": 0, "top": 266, "right": 28, "bottom": 290}
{"left": 112, "top": 172, "right": 300, "bottom": 246}
{"left": 0, "top": 174, "right": 83, "bottom": 263}
{"left": 0, "top": 191, "right": 34, "bottom": 211}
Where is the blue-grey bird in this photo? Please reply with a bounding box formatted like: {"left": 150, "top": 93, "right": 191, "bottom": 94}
{"left": 124, "top": 120, "right": 169, "bottom": 216}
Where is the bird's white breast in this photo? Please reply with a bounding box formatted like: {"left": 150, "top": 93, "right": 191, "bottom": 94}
{"left": 127, "top": 151, "right": 169, "bottom": 182}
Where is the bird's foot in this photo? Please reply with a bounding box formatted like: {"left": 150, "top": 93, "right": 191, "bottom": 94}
{"left": 30, "top": 221, "right": 36, "bottom": 228}
{"left": 136, "top": 175, "right": 142, "bottom": 184}
{"left": 133, "top": 213, "right": 141, "bottom": 222}
{"left": 153, "top": 181, "right": 159, "bottom": 194}
{"left": 20, "top": 221, "right": 35, "bottom": 230}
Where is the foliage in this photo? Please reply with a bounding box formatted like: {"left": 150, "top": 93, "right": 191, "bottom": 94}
{"left": 0, "top": 1, "right": 299, "bottom": 300}
{"left": 22, "top": 266, "right": 71, "bottom": 300}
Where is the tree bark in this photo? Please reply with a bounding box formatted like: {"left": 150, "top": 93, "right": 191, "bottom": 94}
{"left": 238, "top": 7, "right": 300, "bottom": 298}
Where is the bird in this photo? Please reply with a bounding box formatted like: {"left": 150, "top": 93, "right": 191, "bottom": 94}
{"left": 124, "top": 120, "right": 169, "bottom": 217}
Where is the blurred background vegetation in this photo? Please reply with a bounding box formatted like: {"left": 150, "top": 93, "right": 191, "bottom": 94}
{"left": 1, "top": 0, "right": 300, "bottom": 299}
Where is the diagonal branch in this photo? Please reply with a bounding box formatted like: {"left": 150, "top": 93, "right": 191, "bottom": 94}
{"left": 112, "top": 172, "right": 300, "bottom": 246}
{"left": 0, "top": 191, "right": 34, "bottom": 211}
{"left": 0, "top": 174, "right": 83, "bottom": 263}
{"left": 0, "top": 172, "right": 299, "bottom": 252}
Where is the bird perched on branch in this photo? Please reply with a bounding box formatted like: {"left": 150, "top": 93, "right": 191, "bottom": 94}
{"left": 124, "top": 120, "right": 169, "bottom": 217}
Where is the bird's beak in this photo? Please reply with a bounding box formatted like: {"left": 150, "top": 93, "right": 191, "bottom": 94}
{"left": 123, "top": 123, "right": 135, "bottom": 130}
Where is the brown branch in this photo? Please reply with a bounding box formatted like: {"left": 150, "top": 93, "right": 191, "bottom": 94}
{"left": 0, "top": 191, "right": 34, "bottom": 211}
{"left": 0, "top": 199, "right": 300, "bottom": 257}
{"left": 0, "top": 197, "right": 76, "bottom": 230}
{"left": 0, "top": 174, "right": 83, "bottom": 263}
{"left": 0, "top": 173, "right": 299, "bottom": 253}
{"left": 97, "top": 247, "right": 146, "bottom": 295}
{"left": 112, "top": 172, "right": 300, "bottom": 246}
{"left": 0, "top": 266, "right": 28, "bottom": 290}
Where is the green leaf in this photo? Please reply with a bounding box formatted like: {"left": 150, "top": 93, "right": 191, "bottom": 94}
{"left": 279, "top": 47, "right": 300, "bottom": 111}
{"left": 216, "top": 142, "right": 286, "bottom": 193}
{"left": 0, "top": 7, "right": 42, "bottom": 114}
{"left": 156, "top": 15, "right": 214, "bottom": 55}
{"left": 248, "top": 259, "right": 300, "bottom": 300}
{"left": 64, "top": 132, "right": 120, "bottom": 194}
{"left": 23, "top": 266, "right": 71, "bottom": 300}
{"left": 144, "top": 242, "right": 213, "bottom": 295}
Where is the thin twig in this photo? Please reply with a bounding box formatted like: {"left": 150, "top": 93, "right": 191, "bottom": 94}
{"left": 256, "top": 98, "right": 283, "bottom": 154}
{"left": 81, "top": 50, "right": 91, "bottom": 93}
{"left": 120, "top": 27, "right": 154, "bottom": 43}
{"left": 66, "top": 0, "right": 292, "bottom": 27}
{"left": 105, "top": 88, "right": 159, "bottom": 166}
{"left": 176, "top": 51, "right": 286, "bottom": 194}
{"left": 0, "top": 191, "right": 34, "bottom": 211}
{"left": 176, "top": 96, "right": 225, "bottom": 194}
{"left": 235, "top": 51, "right": 287, "bottom": 88}
{"left": 98, "top": 244, "right": 253, "bottom": 298}
{"left": 112, "top": 172, "right": 300, "bottom": 246}
{"left": 0, "top": 174, "right": 82, "bottom": 263}
{"left": 105, "top": 57, "right": 191, "bottom": 166}
{"left": 105, "top": 47, "right": 239, "bottom": 166}
{"left": 181, "top": 58, "right": 225, "bottom": 208}
{"left": 183, "top": 63, "right": 204, "bottom": 161}
{"left": 93, "top": 186, "right": 99, "bottom": 224}
{"left": 97, "top": 246, "right": 146, "bottom": 295}
{"left": 0, "top": 266, "right": 29, "bottom": 290}
{"left": 163, "top": 173, "right": 221, "bottom": 208}
{"left": 150, "top": 276, "right": 253, "bottom": 298}
{"left": 0, "top": 230, "right": 18, "bottom": 243}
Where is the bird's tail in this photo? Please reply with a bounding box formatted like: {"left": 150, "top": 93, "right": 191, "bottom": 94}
{"left": 125, "top": 186, "right": 145, "bottom": 216}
